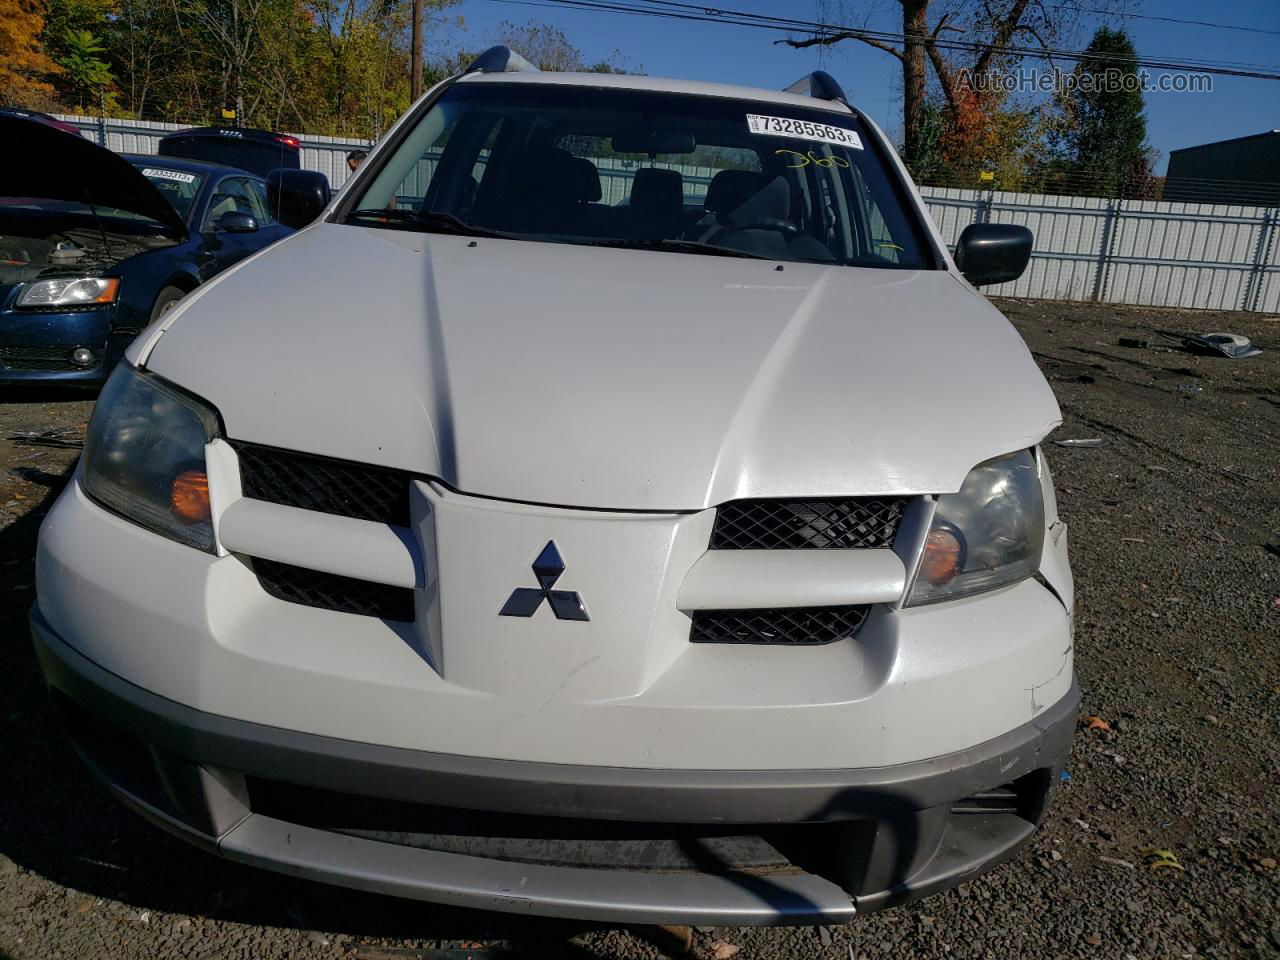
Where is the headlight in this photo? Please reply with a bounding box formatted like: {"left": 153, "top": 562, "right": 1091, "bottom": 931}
{"left": 17, "top": 277, "right": 119, "bottom": 307}
{"left": 906, "top": 449, "right": 1044, "bottom": 606}
{"left": 81, "top": 364, "right": 221, "bottom": 552}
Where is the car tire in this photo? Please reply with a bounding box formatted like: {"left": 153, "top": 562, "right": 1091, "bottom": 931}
{"left": 150, "top": 286, "right": 188, "bottom": 322}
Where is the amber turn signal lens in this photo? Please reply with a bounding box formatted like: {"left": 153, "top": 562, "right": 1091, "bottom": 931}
{"left": 919, "top": 528, "right": 962, "bottom": 586}
{"left": 171, "top": 469, "right": 211, "bottom": 525}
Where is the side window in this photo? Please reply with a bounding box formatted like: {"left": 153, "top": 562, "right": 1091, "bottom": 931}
{"left": 248, "top": 180, "right": 275, "bottom": 224}
{"left": 205, "top": 177, "right": 256, "bottom": 229}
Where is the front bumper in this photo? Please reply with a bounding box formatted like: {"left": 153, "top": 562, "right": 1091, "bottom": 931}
{"left": 34, "top": 607, "right": 1078, "bottom": 925}
{"left": 0, "top": 305, "right": 122, "bottom": 384}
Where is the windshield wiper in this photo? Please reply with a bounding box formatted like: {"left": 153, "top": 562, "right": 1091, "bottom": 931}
{"left": 587, "top": 237, "right": 775, "bottom": 261}
{"left": 344, "top": 208, "right": 510, "bottom": 239}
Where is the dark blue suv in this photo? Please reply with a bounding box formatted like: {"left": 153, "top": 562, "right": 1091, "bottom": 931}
{"left": 0, "top": 116, "right": 325, "bottom": 386}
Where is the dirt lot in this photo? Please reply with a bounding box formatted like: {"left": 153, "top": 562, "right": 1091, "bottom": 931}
{"left": 0, "top": 300, "right": 1277, "bottom": 960}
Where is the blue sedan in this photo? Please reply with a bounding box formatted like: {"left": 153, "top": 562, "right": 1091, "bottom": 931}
{"left": 0, "top": 116, "right": 295, "bottom": 386}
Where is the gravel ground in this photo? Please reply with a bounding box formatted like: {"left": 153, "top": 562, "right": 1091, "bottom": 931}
{"left": 0, "top": 300, "right": 1277, "bottom": 960}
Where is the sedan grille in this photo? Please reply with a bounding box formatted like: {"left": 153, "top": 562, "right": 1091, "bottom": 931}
{"left": 231, "top": 441, "right": 411, "bottom": 526}
{"left": 0, "top": 345, "right": 83, "bottom": 371}
{"left": 710, "top": 497, "right": 908, "bottom": 550}
{"left": 690, "top": 606, "right": 869, "bottom": 645}
{"left": 252, "top": 557, "right": 415, "bottom": 622}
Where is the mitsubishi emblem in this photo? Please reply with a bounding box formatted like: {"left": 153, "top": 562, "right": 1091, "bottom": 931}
{"left": 499, "top": 540, "right": 590, "bottom": 621}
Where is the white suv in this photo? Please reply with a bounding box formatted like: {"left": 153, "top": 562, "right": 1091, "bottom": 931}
{"left": 32, "top": 48, "right": 1076, "bottom": 925}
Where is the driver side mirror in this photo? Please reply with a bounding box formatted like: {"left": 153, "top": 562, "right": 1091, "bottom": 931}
{"left": 954, "top": 223, "right": 1033, "bottom": 287}
{"left": 267, "top": 168, "right": 331, "bottom": 229}
{"left": 217, "top": 211, "right": 259, "bottom": 233}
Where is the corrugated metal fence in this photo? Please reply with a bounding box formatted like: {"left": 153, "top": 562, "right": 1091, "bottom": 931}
{"left": 59, "top": 113, "right": 1280, "bottom": 312}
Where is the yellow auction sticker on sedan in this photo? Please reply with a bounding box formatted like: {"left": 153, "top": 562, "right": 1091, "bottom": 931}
{"left": 746, "top": 114, "right": 863, "bottom": 149}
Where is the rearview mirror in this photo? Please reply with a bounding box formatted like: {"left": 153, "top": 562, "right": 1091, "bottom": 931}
{"left": 217, "top": 211, "right": 259, "bottom": 233}
{"left": 954, "top": 223, "right": 1033, "bottom": 287}
{"left": 611, "top": 127, "right": 696, "bottom": 156}
{"left": 266, "top": 168, "right": 331, "bottom": 229}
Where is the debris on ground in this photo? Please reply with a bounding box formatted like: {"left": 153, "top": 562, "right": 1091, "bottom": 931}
{"left": 1140, "top": 849, "right": 1185, "bottom": 872}
{"left": 708, "top": 941, "right": 741, "bottom": 960}
{"left": 1156, "top": 330, "right": 1263, "bottom": 359}
{"left": 6, "top": 429, "right": 84, "bottom": 449}
{"left": 1118, "top": 337, "right": 1150, "bottom": 348}
{"left": 1082, "top": 715, "right": 1112, "bottom": 733}
{"left": 1053, "top": 438, "right": 1104, "bottom": 448}
{"left": 1098, "top": 856, "right": 1136, "bottom": 870}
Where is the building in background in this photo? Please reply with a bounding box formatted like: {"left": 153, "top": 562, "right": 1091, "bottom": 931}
{"left": 1164, "top": 131, "right": 1280, "bottom": 205}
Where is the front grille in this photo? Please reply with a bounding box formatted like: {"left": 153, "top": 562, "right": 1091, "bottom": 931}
{"left": 690, "top": 606, "right": 869, "bottom": 645}
{"left": 231, "top": 441, "right": 410, "bottom": 526}
{"left": 0, "top": 345, "right": 82, "bottom": 371}
{"left": 252, "top": 557, "right": 414, "bottom": 622}
{"left": 710, "top": 497, "right": 908, "bottom": 550}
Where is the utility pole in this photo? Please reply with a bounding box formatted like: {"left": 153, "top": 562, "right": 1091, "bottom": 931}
{"left": 410, "top": 0, "right": 424, "bottom": 100}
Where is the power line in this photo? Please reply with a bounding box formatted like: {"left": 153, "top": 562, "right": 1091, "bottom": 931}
{"left": 1059, "top": 5, "right": 1280, "bottom": 38}
{"left": 507, "top": 0, "right": 1280, "bottom": 80}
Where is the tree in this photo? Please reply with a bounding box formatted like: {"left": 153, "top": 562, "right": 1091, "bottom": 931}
{"left": 58, "top": 28, "right": 115, "bottom": 109}
{"left": 785, "top": 1, "right": 1110, "bottom": 174}
{"left": 495, "top": 20, "right": 635, "bottom": 73}
{"left": 1050, "top": 27, "right": 1156, "bottom": 197}
{"left": 0, "top": 0, "right": 61, "bottom": 104}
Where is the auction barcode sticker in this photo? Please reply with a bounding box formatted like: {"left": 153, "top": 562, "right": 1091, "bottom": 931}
{"left": 142, "top": 168, "right": 197, "bottom": 184}
{"left": 746, "top": 114, "right": 863, "bottom": 149}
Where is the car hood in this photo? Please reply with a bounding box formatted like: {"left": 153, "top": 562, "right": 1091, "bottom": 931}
{"left": 143, "top": 224, "right": 1061, "bottom": 509}
{"left": 0, "top": 116, "right": 187, "bottom": 239}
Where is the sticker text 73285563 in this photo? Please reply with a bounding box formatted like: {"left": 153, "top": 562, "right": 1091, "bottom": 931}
{"left": 746, "top": 114, "right": 863, "bottom": 150}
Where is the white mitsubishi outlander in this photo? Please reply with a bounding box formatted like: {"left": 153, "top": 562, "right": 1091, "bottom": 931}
{"left": 33, "top": 48, "right": 1077, "bottom": 925}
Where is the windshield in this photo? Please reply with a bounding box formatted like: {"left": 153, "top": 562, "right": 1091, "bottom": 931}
{"left": 135, "top": 165, "right": 205, "bottom": 222}
{"left": 345, "top": 81, "right": 934, "bottom": 269}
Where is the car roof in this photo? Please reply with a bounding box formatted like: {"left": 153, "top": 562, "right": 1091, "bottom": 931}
{"left": 124, "top": 153, "right": 258, "bottom": 178}
{"left": 454, "top": 71, "right": 860, "bottom": 117}
{"left": 160, "top": 125, "right": 298, "bottom": 146}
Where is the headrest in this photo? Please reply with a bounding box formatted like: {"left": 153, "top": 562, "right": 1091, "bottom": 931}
{"left": 630, "top": 167, "right": 683, "bottom": 213}
{"left": 705, "top": 170, "right": 769, "bottom": 215}
{"left": 566, "top": 155, "right": 602, "bottom": 203}
{"left": 724, "top": 175, "right": 791, "bottom": 228}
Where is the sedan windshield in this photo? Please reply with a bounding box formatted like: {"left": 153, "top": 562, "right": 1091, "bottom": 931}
{"left": 345, "top": 81, "right": 934, "bottom": 269}
{"left": 134, "top": 165, "right": 205, "bottom": 222}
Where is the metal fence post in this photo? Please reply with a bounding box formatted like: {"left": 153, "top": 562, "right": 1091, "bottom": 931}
{"left": 1092, "top": 198, "right": 1122, "bottom": 302}
{"left": 1243, "top": 208, "right": 1277, "bottom": 312}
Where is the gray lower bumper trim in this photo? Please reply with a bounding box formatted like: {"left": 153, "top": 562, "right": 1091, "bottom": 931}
{"left": 219, "top": 814, "right": 857, "bottom": 926}
{"left": 32, "top": 608, "right": 1080, "bottom": 824}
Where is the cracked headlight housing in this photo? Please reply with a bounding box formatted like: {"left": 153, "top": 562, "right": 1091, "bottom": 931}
{"left": 906, "top": 449, "right": 1044, "bottom": 606}
{"left": 81, "top": 364, "right": 221, "bottom": 552}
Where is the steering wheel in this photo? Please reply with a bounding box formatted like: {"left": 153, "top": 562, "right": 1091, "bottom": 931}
{"left": 727, "top": 216, "right": 799, "bottom": 236}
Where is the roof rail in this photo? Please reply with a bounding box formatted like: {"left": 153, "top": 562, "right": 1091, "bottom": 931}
{"left": 784, "top": 70, "right": 848, "bottom": 105}
{"left": 465, "top": 46, "right": 540, "bottom": 75}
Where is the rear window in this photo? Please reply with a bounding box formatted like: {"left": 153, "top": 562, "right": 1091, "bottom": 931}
{"left": 159, "top": 133, "right": 298, "bottom": 178}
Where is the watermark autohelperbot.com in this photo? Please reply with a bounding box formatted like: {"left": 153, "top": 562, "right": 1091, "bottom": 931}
{"left": 961, "top": 66, "right": 1213, "bottom": 95}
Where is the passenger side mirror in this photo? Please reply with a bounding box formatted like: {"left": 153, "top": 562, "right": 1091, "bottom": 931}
{"left": 953, "top": 223, "right": 1033, "bottom": 287}
{"left": 217, "top": 211, "right": 259, "bottom": 233}
{"left": 266, "top": 168, "right": 331, "bottom": 229}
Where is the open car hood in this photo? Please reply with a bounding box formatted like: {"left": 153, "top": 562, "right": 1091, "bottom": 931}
{"left": 0, "top": 116, "right": 187, "bottom": 239}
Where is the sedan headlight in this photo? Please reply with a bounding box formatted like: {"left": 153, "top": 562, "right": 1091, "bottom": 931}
{"left": 17, "top": 277, "right": 119, "bottom": 307}
{"left": 906, "top": 449, "right": 1044, "bottom": 606}
{"left": 81, "top": 364, "right": 221, "bottom": 552}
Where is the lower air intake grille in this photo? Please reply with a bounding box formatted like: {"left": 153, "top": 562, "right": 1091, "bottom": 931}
{"left": 0, "top": 345, "right": 82, "bottom": 371}
{"left": 252, "top": 558, "right": 414, "bottom": 622}
{"left": 231, "top": 441, "right": 411, "bottom": 526}
{"left": 711, "top": 498, "right": 908, "bottom": 550}
{"left": 690, "top": 606, "right": 869, "bottom": 645}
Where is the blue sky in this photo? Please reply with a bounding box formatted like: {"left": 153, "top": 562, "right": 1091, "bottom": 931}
{"left": 437, "top": 0, "right": 1280, "bottom": 173}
